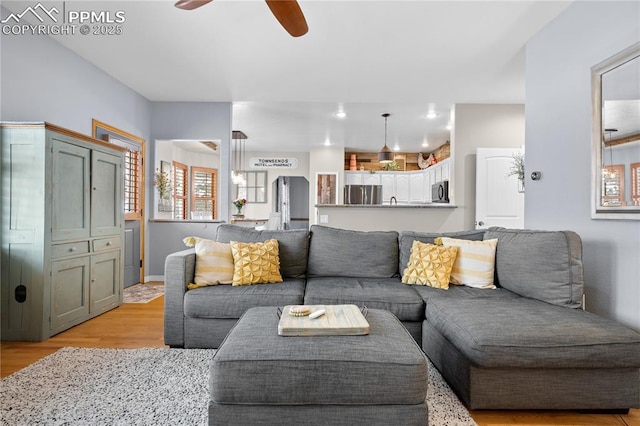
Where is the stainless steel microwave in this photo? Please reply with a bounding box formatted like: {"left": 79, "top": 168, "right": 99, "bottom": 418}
{"left": 432, "top": 180, "right": 449, "bottom": 203}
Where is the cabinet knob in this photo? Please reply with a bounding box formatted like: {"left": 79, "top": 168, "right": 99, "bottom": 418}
{"left": 478, "top": 221, "right": 485, "bottom": 226}
{"left": 69, "top": 247, "right": 76, "bottom": 252}
{"left": 91, "top": 279, "right": 96, "bottom": 282}
{"left": 106, "top": 241, "right": 112, "bottom": 246}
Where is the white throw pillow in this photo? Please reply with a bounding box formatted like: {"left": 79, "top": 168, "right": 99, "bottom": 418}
{"left": 439, "top": 237, "right": 498, "bottom": 289}
{"left": 183, "top": 236, "right": 234, "bottom": 288}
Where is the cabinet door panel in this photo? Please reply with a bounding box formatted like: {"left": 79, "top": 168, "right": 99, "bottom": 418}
{"left": 51, "top": 257, "right": 90, "bottom": 330}
{"left": 90, "top": 251, "right": 121, "bottom": 312}
{"left": 395, "top": 174, "right": 410, "bottom": 202}
{"left": 381, "top": 174, "right": 396, "bottom": 202}
{"left": 91, "top": 152, "right": 123, "bottom": 237}
{"left": 52, "top": 140, "right": 90, "bottom": 241}
{"left": 409, "top": 172, "right": 424, "bottom": 202}
{"left": 344, "top": 172, "right": 363, "bottom": 185}
{"left": 363, "top": 173, "right": 381, "bottom": 185}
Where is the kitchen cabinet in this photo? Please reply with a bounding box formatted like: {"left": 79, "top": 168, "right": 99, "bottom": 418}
{"left": 381, "top": 173, "right": 396, "bottom": 202}
{"left": 344, "top": 158, "right": 451, "bottom": 204}
{"left": 395, "top": 174, "right": 410, "bottom": 202}
{"left": 1, "top": 122, "right": 125, "bottom": 341}
{"left": 409, "top": 172, "right": 425, "bottom": 203}
{"left": 344, "top": 172, "right": 382, "bottom": 186}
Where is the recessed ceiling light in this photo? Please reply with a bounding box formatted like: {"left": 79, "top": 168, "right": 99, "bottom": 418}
{"left": 426, "top": 112, "right": 437, "bottom": 119}
{"left": 446, "top": 123, "right": 452, "bottom": 130}
{"left": 422, "top": 142, "right": 429, "bottom": 147}
{"left": 335, "top": 111, "right": 346, "bottom": 119}
{"left": 393, "top": 145, "right": 400, "bottom": 152}
{"left": 324, "top": 139, "right": 331, "bottom": 146}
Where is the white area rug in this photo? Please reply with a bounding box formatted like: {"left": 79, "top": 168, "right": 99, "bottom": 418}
{"left": 123, "top": 283, "right": 164, "bottom": 303}
{"left": 1, "top": 347, "right": 476, "bottom": 425}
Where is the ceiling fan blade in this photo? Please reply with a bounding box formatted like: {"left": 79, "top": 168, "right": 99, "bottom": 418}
{"left": 175, "top": 0, "right": 213, "bottom": 11}
{"left": 265, "top": 0, "right": 308, "bottom": 37}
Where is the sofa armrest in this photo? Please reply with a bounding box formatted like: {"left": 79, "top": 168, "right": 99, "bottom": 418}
{"left": 164, "top": 248, "right": 196, "bottom": 347}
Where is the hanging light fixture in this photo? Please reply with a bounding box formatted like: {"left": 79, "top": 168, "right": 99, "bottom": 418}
{"left": 378, "top": 113, "right": 394, "bottom": 163}
{"left": 231, "top": 130, "right": 247, "bottom": 186}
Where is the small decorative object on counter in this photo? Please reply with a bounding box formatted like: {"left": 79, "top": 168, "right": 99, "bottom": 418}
{"left": 233, "top": 198, "right": 247, "bottom": 215}
{"left": 382, "top": 161, "right": 400, "bottom": 171}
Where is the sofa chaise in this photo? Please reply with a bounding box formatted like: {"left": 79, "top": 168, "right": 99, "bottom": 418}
{"left": 164, "top": 224, "right": 640, "bottom": 411}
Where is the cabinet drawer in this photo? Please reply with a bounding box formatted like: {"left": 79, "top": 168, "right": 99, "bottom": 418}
{"left": 52, "top": 241, "right": 90, "bottom": 258}
{"left": 93, "top": 237, "right": 121, "bottom": 252}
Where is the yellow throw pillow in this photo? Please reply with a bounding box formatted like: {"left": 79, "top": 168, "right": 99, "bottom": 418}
{"left": 439, "top": 237, "right": 498, "bottom": 289}
{"left": 230, "top": 239, "right": 283, "bottom": 286}
{"left": 182, "top": 237, "right": 234, "bottom": 288}
{"left": 402, "top": 240, "right": 458, "bottom": 289}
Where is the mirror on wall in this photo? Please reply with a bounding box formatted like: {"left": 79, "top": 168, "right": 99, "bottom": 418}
{"left": 592, "top": 42, "right": 640, "bottom": 219}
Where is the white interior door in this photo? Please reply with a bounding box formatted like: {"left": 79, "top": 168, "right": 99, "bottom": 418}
{"left": 476, "top": 148, "right": 524, "bottom": 230}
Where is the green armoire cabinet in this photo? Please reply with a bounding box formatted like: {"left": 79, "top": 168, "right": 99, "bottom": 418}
{"left": 1, "top": 122, "right": 126, "bottom": 341}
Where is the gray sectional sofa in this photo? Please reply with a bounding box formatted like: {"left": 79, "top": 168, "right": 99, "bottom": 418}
{"left": 164, "top": 224, "right": 640, "bottom": 411}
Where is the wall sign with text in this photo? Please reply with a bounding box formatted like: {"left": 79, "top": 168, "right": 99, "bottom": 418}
{"left": 250, "top": 157, "right": 298, "bottom": 169}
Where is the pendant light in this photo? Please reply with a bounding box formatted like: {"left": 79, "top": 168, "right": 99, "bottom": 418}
{"left": 378, "top": 113, "right": 394, "bottom": 163}
{"left": 231, "top": 130, "right": 247, "bottom": 186}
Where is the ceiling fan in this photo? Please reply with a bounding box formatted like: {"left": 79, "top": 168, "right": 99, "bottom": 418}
{"left": 174, "top": 0, "right": 308, "bottom": 37}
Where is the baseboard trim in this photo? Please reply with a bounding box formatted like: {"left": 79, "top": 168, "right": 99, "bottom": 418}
{"left": 145, "top": 275, "right": 165, "bottom": 283}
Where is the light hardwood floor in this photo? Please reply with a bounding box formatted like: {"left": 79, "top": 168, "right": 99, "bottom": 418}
{"left": 1, "top": 291, "right": 638, "bottom": 426}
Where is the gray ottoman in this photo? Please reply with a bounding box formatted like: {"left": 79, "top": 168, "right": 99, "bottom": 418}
{"left": 209, "top": 307, "right": 428, "bottom": 426}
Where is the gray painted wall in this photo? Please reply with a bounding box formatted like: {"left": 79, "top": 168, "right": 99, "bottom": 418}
{"left": 0, "top": 12, "right": 151, "bottom": 144}
{"left": 1, "top": 20, "right": 233, "bottom": 281}
{"left": 525, "top": 1, "right": 640, "bottom": 330}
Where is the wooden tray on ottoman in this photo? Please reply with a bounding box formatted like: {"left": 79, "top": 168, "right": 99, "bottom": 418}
{"left": 278, "top": 304, "right": 370, "bottom": 336}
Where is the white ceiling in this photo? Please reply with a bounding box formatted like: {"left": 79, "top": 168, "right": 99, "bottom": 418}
{"left": 5, "top": 0, "right": 572, "bottom": 152}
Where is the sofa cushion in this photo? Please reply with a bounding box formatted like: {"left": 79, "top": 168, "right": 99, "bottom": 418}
{"left": 230, "top": 239, "right": 283, "bottom": 285}
{"left": 304, "top": 277, "right": 424, "bottom": 321}
{"left": 401, "top": 240, "right": 458, "bottom": 289}
{"left": 184, "top": 278, "right": 305, "bottom": 319}
{"left": 413, "top": 284, "right": 521, "bottom": 305}
{"left": 425, "top": 297, "right": 640, "bottom": 368}
{"left": 216, "top": 225, "right": 309, "bottom": 278}
{"left": 484, "top": 227, "right": 584, "bottom": 308}
{"left": 308, "top": 226, "right": 399, "bottom": 278}
{"left": 398, "top": 230, "right": 485, "bottom": 275}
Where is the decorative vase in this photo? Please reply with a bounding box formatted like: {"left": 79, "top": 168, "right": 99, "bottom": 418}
{"left": 236, "top": 207, "right": 243, "bottom": 215}
{"left": 517, "top": 178, "right": 525, "bottom": 193}
{"left": 158, "top": 197, "right": 172, "bottom": 212}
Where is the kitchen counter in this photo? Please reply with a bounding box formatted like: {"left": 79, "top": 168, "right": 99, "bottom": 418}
{"left": 315, "top": 203, "right": 459, "bottom": 232}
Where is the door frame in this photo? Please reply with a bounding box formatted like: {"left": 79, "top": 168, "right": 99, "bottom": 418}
{"left": 92, "top": 119, "right": 146, "bottom": 284}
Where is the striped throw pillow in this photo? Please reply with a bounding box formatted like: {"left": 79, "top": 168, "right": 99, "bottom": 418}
{"left": 439, "top": 237, "right": 498, "bottom": 289}
{"left": 183, "top": 236, "right": 234, "bottom": 288}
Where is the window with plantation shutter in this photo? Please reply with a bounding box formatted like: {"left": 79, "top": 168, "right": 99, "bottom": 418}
{"left": 173, "top": 161, "right": 188, "bottom": 220}
{"left": 123, "top": 150, "right": 141, "bottom": 218}
{"left": 191, "top": 167, "right": 217, "bottom": 219}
